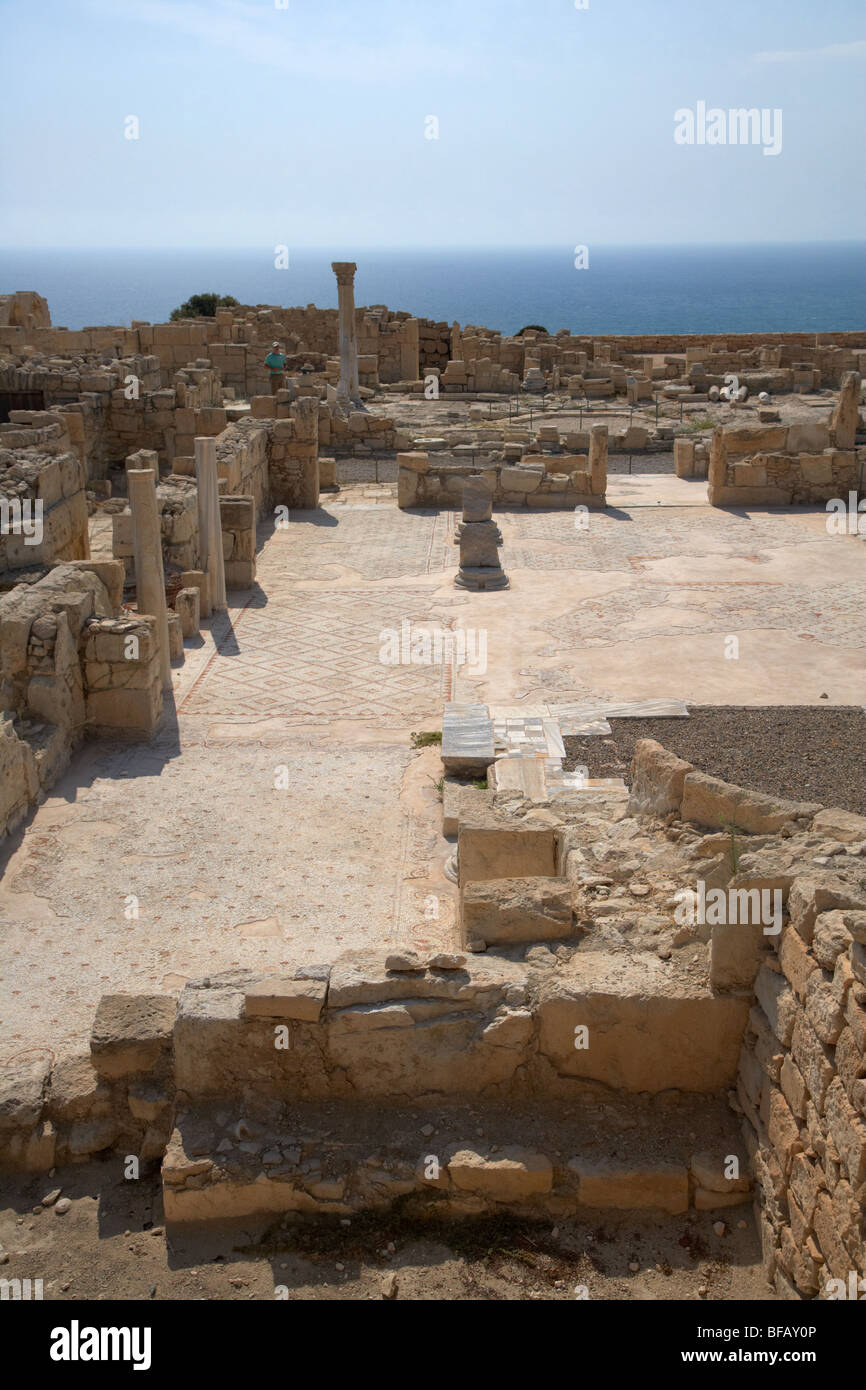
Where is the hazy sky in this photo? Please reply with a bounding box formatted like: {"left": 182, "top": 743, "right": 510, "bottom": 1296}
{"left": 1, "top": 0, "right": 864, "bottom": 248}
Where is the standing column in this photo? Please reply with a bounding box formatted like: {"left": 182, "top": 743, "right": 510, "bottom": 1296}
{"left": 332, "top": 261, "right": 360, "bottom": 408}
{"left": 128, "top": 468, "right": 171, "bottom": 692}
{"left": 195, "top": 436, "right": 227, "bottom": 613}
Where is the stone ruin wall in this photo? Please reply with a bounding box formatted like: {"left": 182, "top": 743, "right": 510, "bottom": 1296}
{"left": 398, "top": 429, "right": 608, "bottom": 511}
{"left": 0, "top": 415, "right": 90, "bottom": 575}
{"left": 1, "top": 735, "right": 864, "bottom": 1299}
{"left": 708, "top": 372, "right": 864, "bottom": 507}
{"left": 0, "top": 561, "right": 162, "bottom": 839}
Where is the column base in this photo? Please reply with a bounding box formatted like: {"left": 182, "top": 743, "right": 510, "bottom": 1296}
{"left": 454, "top": 567, "right": 510, "bottom": 591}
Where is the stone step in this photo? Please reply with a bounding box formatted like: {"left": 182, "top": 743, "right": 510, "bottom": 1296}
{"left": 462, "top": 875, "right": 575, "bottom": 946}
{"left": 161, "top": 1094, "right": 752, "bottom": 1233}
{"left": 442, "top": 701, "right": 495, "bottom": 773}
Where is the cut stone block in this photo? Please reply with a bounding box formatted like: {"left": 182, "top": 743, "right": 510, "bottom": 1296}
{"left": 442, "top": 702, "right": 495, "bottom": 774}
{"left": 90, "top": 994, "right": 176, "bottom": 1079}
{"left": 175, "top": 586, "right": 200, "bottom": 638}
{"left": 458, "top": 812, "right": 557, "bottom": 885}
{"left": 462, "top": 876, "right": 573, "bottom": 945}
{"left": 244, "top": 977, "right": 327, "bottom": 1022}
{"left": 574, "top": 1160, "right": 689, "bottom": 1214}
{"left": 442, "top": 779, "right": 490, "bottom": 837}
{"left": 447, "top": 1147, "right": 553, "bottom": 1199}
{"left": 538, "top": 954, "right": 749, "bottom": 1092}
{"left": 681, "top": 772, "right": 820, "bottom": 834}
{"left": 627, "top": 738, "right": 693, "bottom": 816}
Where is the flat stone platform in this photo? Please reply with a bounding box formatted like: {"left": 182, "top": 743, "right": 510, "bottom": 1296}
{"left": 1, "top": 491, "right": 863, "bottom": 1060}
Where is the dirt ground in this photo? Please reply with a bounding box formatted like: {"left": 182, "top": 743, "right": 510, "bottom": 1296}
{"left": 0, "top": 1161, "right": 777, "bottom": 1302}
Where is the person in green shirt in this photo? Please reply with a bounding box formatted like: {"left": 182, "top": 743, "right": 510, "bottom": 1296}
{"left": 264, "top": 342, "right": 287, "bottom": 394}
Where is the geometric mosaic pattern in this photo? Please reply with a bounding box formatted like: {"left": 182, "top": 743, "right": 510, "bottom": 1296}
{"left": 265, "top": 506, "right": 456, "bottom": 580}
{"left": 179, "top": 586, "right": 447, "bottom": 719}
{"left": 178, "top": 505, "right": 459, "bottom": 720}
{"left": 503, "top": 507, "right": 824, "bottom": 572}
{"left": 542, "top": 579, "right": 866, "bottom": 649}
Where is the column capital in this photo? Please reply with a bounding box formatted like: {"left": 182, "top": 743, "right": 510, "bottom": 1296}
{"left": 331, "top": 261, "right": 357, "bottom": 286}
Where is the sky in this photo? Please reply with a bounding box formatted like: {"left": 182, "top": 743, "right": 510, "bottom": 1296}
{"left": 0, "top": 0, "right": 864, "bottom": 248}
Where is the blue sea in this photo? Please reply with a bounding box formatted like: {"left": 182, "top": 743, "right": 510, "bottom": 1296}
{"left": 0, "top": 244, "right": 864, "bottom": 336}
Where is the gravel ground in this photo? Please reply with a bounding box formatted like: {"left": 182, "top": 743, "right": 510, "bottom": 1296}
{"left": 563, "top": 706, "right": 866, "bottom": 814}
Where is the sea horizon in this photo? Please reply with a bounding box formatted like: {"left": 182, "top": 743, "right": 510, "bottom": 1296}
{"left": 1, "top": 241, "right": 864, "bottom": 338}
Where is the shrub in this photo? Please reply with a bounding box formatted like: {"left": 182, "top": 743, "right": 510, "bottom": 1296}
{"left": 169, "top": 293, "right": 240, "bottom": 321}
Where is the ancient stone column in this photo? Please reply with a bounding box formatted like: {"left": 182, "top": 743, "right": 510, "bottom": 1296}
{"left": 588, "top": 425, "right": 608, "bottom": 496}
{"left": 127, "top": 468, "right": 171, "bottom": 692}
{"left": 332, "top": 261, "right": 360, "bottom": 409}
{"left": 195, "top": 436, "right": 227, "bottom": 614}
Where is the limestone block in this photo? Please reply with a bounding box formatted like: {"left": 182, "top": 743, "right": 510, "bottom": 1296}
{"left": 786, "top": 422, "right": 830, "bottom": 453}
{"left": 574, "top": 1160, "right": 688, "bottom": 1214}
{"left": 824, "top": 1077, "right": 866, "bottom": 1184}
{"left": 462, "top": 476, "right": 493, "bottom": 522}
{"left": 709, "top": 918, "right": 767, "bottom": 993}
{"left": 318, "top": 457, "right": 337, "bottom": 488}
{"left": 64, "top": 560, "right": 124, "bottom": 612}
{"left": 442, "top": 779, "right": 490, "bottom": 837}
{"left": 500, "top": 465, "right": 543, "bottom": 494}
{"left": 175, "top": 587, "right": 200, "bottom": 638}
{"left": 722, "top": 424, "right": 788, "bottom": 457}
{"left": 224, "top": 560, "right": 256, "bottom": 588}
{"left": 811, "top": 911, "right": 855, "bottom": 971}
{"left": 538, "top": 954, "right": 749, "bottom": 1092}
{"left": 447, "top": 1147, "right": 553, "bottom": 1200}
{"left": 459, "top": 520, "right": 501, "bottom": 569}
{"left": 690, "top": 1150, "right": 751, "bottom": 1194}
{"left": 791, "top": 1014, "right": 835, "bottom": 1112}
{"left": 462, "top": 876, "right": 573, "bottom": 945}
{"left": 780, "top": 925, "right": 819, "bottom": 1001}
{"left": 673, "top": 438, "right": 695, "bottom": 478}
{"left": 732, "top": 462, "right": 768, "bottom": 488}
{"left": 67, "top": 1116, "right": 121, "bottom": 1159}
{"left": 0, "top": 716, "right": 40, "bottom": 835}
{"left": 396, "top": 451, "right": 429, "bottom": 474}
{"left": 830, "top": 371, "right": 862, "bottom": 450}
{"left": 754, "top": 965, "right": 798, "bottom": 1046}
{"left": 167, "top": 612, "right": 184, "bottom": 662}
{"left": 244, "top": 977, "right": 327, "bottom": 1022}
{"left": 812, "top": 808, "right": 866, "bottom": 845}
{"left": 179, "top": 570, "right": 211, "bottom": 620}
{"left": 681, "top": 772, "right": 820, "bottom": 834}
{"left": 0, "top": 1055, "right": 51, "bottom": 1134}
{"left": 90, "top": 995, "right": 177, "bottom": 1079}
{"left": 788, "top": 874, "right": 866, "bottom": 945}
{"left": 627, "top": 738, "right": 693, "bottom": 816}
{"left": 46, "top": 1056, "right": 108, "bottom": 1124}
{"left": 458, "top": 813, "right": 556, "bottom": 885}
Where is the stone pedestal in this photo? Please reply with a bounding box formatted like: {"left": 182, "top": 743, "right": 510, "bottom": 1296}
{"left": 454, "top": 475, "right": 501, "bottom": 544}
{"left": 194, "top": 436, "right": 227, "bottom": 614}
{"left": 455, "top": 478, "right": 508, "bottom": 590}
{"left": 332, "top": 261, "right": 361, "bottom": 410}
{"left": 127, "top": 468, "right": 171, "bottom": 692}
